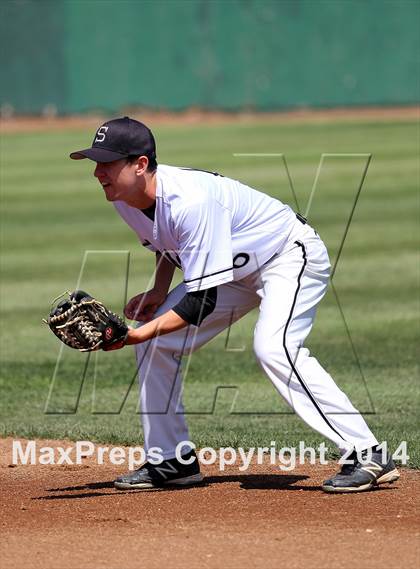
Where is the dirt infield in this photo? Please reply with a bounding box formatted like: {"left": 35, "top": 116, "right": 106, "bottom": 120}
{"left": 1, "top": 438, "right": 419, "bottom": 569}
{"left": 1, "top": 106, "right": 418, "bottom": 133}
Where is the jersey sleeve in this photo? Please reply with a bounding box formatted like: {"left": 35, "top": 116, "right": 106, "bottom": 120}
{"left": 175, "top": 199, "right": 234, "bottom": 292}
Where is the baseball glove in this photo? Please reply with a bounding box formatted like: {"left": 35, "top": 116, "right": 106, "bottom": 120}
{"left": 44, "top": 290, "right": 128, "bottom": 352}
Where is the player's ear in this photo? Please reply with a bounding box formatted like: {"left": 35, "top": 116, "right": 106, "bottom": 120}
{"left": 134, "top": 155, "right": 149, "bottom": 176}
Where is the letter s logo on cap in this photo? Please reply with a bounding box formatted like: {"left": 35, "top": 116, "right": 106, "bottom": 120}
{"left": 95, "top": 126, "right": 108, "bottom": 143}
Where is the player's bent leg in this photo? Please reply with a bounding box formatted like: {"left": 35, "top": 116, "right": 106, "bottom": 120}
{"left": 253, "top": 234, "right": 399, "bottom": 491}
{"left": 135, "top": 281, "right": 258, "bottom": 461}
{"left": 252, "top": 234, "right": 397, "bottom": 492}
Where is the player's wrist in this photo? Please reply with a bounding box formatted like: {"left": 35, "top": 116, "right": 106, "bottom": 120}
{"left": 151, "top": 284, "right": 169, "bottom": 299}
{"left": 125, "top": 326, "right": 148, "bottom": 345}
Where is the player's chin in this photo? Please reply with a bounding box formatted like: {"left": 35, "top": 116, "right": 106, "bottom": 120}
{"left": 103, "top": 187, "right": 116, "bottom": 201}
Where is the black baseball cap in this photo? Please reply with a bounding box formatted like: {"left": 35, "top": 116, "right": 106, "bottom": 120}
{"left": 70, "top": 116, "right": 156, "bottom": 163}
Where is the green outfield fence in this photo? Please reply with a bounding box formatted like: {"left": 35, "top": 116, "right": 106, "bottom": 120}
{"left": 1, "top": 0, "right": 419, "bottom": 115}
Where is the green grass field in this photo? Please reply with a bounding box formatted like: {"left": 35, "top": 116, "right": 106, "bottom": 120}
{"left": 1, "top": 117, "right": 418, "bottom": 466}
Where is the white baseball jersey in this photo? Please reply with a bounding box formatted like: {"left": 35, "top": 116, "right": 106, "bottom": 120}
{"left": 113, "top": 165, "right": 297, "bottom": 292}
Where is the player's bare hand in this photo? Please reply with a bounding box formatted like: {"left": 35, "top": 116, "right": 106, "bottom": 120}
{"left": 124, "top": 289, "right": 167, "bottom": 322}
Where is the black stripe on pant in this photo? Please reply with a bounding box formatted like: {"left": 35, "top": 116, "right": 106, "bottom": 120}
{"left": 282, "top": 240, "right": 346, "bottom": 442}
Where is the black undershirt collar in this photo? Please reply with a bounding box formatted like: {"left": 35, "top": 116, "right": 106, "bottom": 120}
{"left": 141, "top": 202, "right": 156, "bottom": 221}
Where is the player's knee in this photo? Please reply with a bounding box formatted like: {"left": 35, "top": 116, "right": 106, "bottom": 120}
{"left": 253, "top": 335, "right": 268, "bottom": 363}
{"left": 253, "top": 336, "right": 286, "bottom": 366}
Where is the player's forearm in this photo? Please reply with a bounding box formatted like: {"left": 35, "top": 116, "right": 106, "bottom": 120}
{"left": 125, "top": 309, "right": 188, "bottom": 344}
{"left": 153, "top": 252, "right": 176, "bottom": 294}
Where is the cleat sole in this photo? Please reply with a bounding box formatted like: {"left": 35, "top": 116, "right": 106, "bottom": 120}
{"left": 322, "top": 482, "right": 373, "bottom": 493}
{"left": 377, "top": 468, "right": 399, "bottom": 485}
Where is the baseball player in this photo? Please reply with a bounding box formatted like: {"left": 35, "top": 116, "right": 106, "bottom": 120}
{"left": 70, "top": 117, "right": 399, "bottom": 493}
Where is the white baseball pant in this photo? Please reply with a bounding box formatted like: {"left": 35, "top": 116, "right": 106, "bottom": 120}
{"left": 134, "top": 221, "right": 378, "bottom": 459}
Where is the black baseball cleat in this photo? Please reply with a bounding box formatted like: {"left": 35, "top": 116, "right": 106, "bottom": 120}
{"left": 322, "top": 449, "right": 400, "bottom": 493}
{"left": 114, "top": 449, "right": 203, "bottom": 490}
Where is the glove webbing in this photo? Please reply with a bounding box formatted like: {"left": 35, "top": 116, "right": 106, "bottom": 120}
{"left": 47, "top": 299, "right": 107, "bottom": 351}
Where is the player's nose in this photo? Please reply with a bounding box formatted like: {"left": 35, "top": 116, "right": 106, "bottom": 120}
{"left": 94, "top": 163, "right": 103, "bottom": 178}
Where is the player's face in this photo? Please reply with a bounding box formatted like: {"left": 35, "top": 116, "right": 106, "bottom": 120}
{"left": 94, "top": 159, "right": 139, "bottom": 203}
